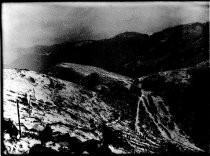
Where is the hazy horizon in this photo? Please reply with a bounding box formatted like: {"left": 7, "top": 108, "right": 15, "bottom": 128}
{"left": 2, "top": 2, "right": 209, "bottom": 65}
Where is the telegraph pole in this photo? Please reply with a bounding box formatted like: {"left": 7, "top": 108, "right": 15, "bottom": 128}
{"left": 16, "top": 99, "right": 21, "bottom": 138}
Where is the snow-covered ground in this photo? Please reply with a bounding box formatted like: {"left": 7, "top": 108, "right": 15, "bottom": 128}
{"left": 3, "top": 68, "right": 203, "bottom": 154}
{"left": 3, "top": 68, "right": 138, "bottom": 154}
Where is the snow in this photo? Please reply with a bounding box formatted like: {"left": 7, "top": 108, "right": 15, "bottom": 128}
{"left": 109, "top": 145, "right": 127, "bottom": 154}
{"left": 3, "top": 69, "right": 122, "bottom": 154}
{"left": 3, "top": 68, "right": 203, "bottom": 154}
{"left": 58, "top": 62, "right": 132, "bottom": 83}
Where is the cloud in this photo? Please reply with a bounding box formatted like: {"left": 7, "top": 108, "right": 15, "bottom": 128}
{"left": 2, "top": 2, "right": 209, "bottom": 65}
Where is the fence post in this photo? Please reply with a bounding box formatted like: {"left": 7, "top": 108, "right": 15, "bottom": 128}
{"left": 16, "top": 99, "right": 21, "bottom": 138}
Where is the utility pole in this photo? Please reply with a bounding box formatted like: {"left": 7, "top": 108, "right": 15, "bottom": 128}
{"left": 16, "top": 99, "right": 21, "bottom": 138}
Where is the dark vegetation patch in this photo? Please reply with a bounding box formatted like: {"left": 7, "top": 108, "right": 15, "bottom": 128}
{"left": 3, "top": 118, "right": 19, "bottom": 139}
{"left": 44, "top": 101, "right": 53, "bottom": 106}
{"left": 17, "top": 96, "right": 28, "bottom": 105}
{"left": 48, "top": 78, "right": 55, "bottom": 88}
{"left": 30, "top": 117, "right": 43, "bottom": 123}
{"left": 82, "top": 72, "right": 100, "bottom": 90}
{"left": 21, "top": 107, "right": 30, "bottom": 112}
{"left": 31, "top": 102, "right": 37, "bottom": 107}
{"left": 29, "top": 144, "right": 58, "bottom": 155}
{"left": 39, "top": 124, "right": 53, "bottom": 144}
{"left": 20, "top": 73, "right": 25, "bottom": 77}
{"left": 54, "top": 81, "right": 65, "bottom": 90}
{"left": 35, "top": 105, "right": 44, "bottom": 111}
{"left": 21, "top": 132, "right": 40, "bottom": 140}
{"left": 48, "top": 78, "right": 65, "bottom": 90}
{"left": 27, "top": 76, "right": 36, "bottom": 83}
{"left": 7, "top": 99, "right": 16, "bottom": 103}
{"left": 81, "top": 139, "right": 102, "bottom": 154}
{"left": 22, "top": 68, "right": 30, "bottom": 71}
{"left": 9, "top": 90, "right": 15, "bottom": 93}
{"left": 37, "top": 99, "right": 44, "bottom": 104}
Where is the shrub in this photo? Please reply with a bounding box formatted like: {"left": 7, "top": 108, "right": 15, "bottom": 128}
{"left": 84, "top": 73, "right": 100, "bottom": 89}
{"left": 3, "top": 118, "right": 18, "bottom": 139}
{"left": 29, "top": 144, "right": 57, "bottom": 155}
{"left": 20, "top": 73, "right": 25, "bottom": 77}
{"left": 54, "top": 81, "right": 65, "bottom": 90}
{"left": 28, "top": 77, "right": 36, "bottom": 83}
{"left": 48, "top": 78, "right": 54, "bottom": 88}
{"left": 68, "top": 136, "right": 83, "bottom": 154}
{"left": 39, "top": 124, "right": 53, "bottom": 144}
{"left": 82, "top": 139, "right": 102, "bottom": 154}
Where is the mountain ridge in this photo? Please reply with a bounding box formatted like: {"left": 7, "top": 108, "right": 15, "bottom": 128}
{"left": 7, "top": 22, "right": 209, "bottom": 78}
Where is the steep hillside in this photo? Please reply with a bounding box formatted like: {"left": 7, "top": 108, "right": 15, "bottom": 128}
{"left": 3, "top": 68, "right": 134, "bottom": 154}
{"left": 138, "top": 61, "right": 210, "bottom": 151}
{"left": 3, "top": 65, "right": 206, "bottom": 154}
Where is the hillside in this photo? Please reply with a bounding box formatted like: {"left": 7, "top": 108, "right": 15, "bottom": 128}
{"left": 3, "top": 61, "right": 208, "bottom": 154}
{"left": 138, "top": 61, "right": 210, "bottom": 151}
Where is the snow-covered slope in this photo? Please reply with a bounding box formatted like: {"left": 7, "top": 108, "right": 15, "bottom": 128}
{"left": 3, "top": 68, "right": 204, "bottom": 154}
{"left": 137, "top": 61, "right": 209, "bottom": 152}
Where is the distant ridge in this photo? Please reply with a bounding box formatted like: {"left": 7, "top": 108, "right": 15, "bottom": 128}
{"left": 8, "top": 22, "right": 209, "bottom": 78}
{"left": 112, "top": 31, "right": 149, "bottom": 39}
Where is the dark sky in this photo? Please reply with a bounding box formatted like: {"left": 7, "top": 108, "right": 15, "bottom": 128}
{"left": 2, "top": 2, "right": 209, "bottom": 65}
